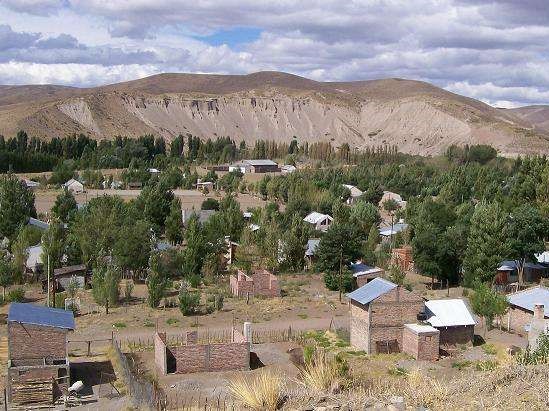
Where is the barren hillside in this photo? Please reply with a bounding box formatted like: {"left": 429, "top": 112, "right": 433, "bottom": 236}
{"left": 0, "top": 71, "right": 547, "bottom": 156}
{"left": 509, "top": 105, "right": 549, "bottom": 135}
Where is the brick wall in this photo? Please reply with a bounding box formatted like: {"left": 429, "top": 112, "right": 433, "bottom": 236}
{"left": 230, "top": 271, "right": 254, "bottom": 297}
{"left": 402, "top": 326, "right": 439, "bottom": 361}
{"left": 154, "top": 333, "right": 167, "bottom": 375}
{"left": 437, "top": 325, "right": 474, "bottom": 346}
{"left": 392, "top": 246, "right": 413, "bottom": 271}
{"left": 350, "top": 286, "right": 424, "bottom": 354}
{"left": 8, "top": 323, "right": 67, "bottom": 363}
{"left": 8, "top": 365, "right": 67, "bottom": 403}
{"left": 504, "top": 306, "right": 535, "bottom": 336}
{"left": 230, "top": 269, "right": 280, "bottom": 298}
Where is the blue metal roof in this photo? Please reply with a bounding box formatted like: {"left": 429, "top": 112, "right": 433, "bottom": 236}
{"left": 346, "top": 277, "right": 397, "bottom": 305}
{"left": 507, "top": 286, "right": 549, "bottom": 317}
{"left": 8, "top": 303, "right": 75, "bottom": 330}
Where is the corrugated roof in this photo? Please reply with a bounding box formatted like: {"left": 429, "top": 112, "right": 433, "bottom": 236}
{"left": 8, "top": 303, "right": 75, "bottom": 330}
{"left": 346, "top": 277, "right": 397, "bottom": 305}
{"left": 507, "top": 286, "right": 549, "bottom": 316}
{"left": 304, "top": 212, "right": 332, "bottom": 224}
{"left": 425, "top": 299, "right": 476, "bottom": 327}
{"left": 243, "top": 159, "right": 278, "bottom": 166}
{"left": 350, "top": 262, "right": 384, "bottom": 278}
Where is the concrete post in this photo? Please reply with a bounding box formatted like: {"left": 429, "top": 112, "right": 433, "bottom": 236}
{"left": 243, "top": 322, "right": 252, "bottom": 345}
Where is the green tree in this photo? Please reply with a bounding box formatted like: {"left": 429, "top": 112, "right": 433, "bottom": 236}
{"left": 0, "top": 253, "right": 14, "bottom": 300}
{"left": 363, "top": 225, "right": 380, "bottom": 265}
{"left": 179, "top": 287, "right": 200, "bottom": 315}
{"left": 0, "top": 174, "right": 36, "bottom": 240}
{"left": 349, "top": 201, "right": 381, "bottom": 235}
{"left": 147, "top": 254, "right": 169, "bottom": 308}
{"left": 462, "top": 202, "right": 509, "bottom": 286}
{"left": 91, "top": 257, "right": 121, "bottom": 314}
{"left": 137, "top": 181, "right": 174, "bottom": 234}
{"left": 112, "top": 220, "right": 151, "bottom": 279}
{"left": 507, "top": 205, "right": 548, "bottom": 284}
{"left": 388, "top": 264, "right": 406, "bottom": 285}
{"left": 52, "top": 188, "right": 77, "bottom": 222}
{"left": 470, "top": 282, "right": 508, "bottom": 334}
{"left": 165, "top": 198, "right": 183, "bottom": 245}
{"left": 182, "top": 214, "right": 205, "bottom": 278}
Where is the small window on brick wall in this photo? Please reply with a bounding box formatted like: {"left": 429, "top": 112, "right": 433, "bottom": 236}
{"left": 425, "top": 336, "right": 432, "bottom": 341}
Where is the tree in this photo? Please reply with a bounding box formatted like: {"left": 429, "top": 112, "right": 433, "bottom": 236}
{"left": 179, "top": 287, "right": 200, "bottom": 315}
{"left": 137, "top": 181, "right": 174, "bottom": 234}
{"left": 363, "top": 225, "right": 380, "bottom": 265}
{"left": 349, "top": 201, "right": 381, "bottom": 235}
{"left": 0, "top": 174, "right": 36, "bottom": 240}
{"left": 91, "top": 257, "right": 121, "bottom": 314}
{"left": 113, "top": 220, "right": 151, "bottom": 279}
{"left": 165, "top": 198, "right": 183, "bottom": 245}
{"left": 147, "top": 254, "right": 169, "bottom": 308}
{"left": 201, "top": 198, "right": 220, "bottom": 210}
{"left": 470, "top": 282, "right": 508, "bottom": 334}
{"left": 182, "top": 214, "right": 205, "bottom": 279}
{"left": 52, "top": 188, "right": 77, "bottom": 222}
{"left": 507, "top": 205, "right": 548, "bottom": 284}
{"left": 388, "top": 264, "right": 406, "bottom": 285}
{"left": 0, "top": 253, "right": 14, "bottom": 300}
{"left": 280, "top": 216, "right": 310, "bottom": 271}
{"left": 462, "top": 202, "right": 509, "bottom": 286}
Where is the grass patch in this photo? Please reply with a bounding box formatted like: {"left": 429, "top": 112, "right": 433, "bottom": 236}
{"left": 475, "top": 360, "right": 498, "bottom": 371}
{"left": 388, "top": 366, "right": 409, "bottom": 376}
{"left": 229, "top": 370, "right": 284, "bottom": 410}
{"left": 112, "top": 322, "right": 127, "bottom": 329}
{"left": 481, "top": 343, "right": 497, "bottom": 355}
{"left": 143, "top": 320, "right": 155, "bottom": 327}
{"left": 452, "top": 360, "right": 473, "bottom": 370}
{"left": 166, "top": 318, "right": 179, "bottom": 326}
{"left": 297, "top": 313, "right": 308, "bottom": 319}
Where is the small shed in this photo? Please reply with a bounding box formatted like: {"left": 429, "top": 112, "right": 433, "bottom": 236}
{"left": 303, "top": 212, "right": 333, "bottom": 232}
{"left": 425, "top": 299, "right": 476, "bottom": 346}
{"left": 63, "top": 179, "right": 84, "bottom": 194}
{"left": 343, "top": 184, "right": 363, "bottom": 205}
{"left": 7, "top": 303, "right": 75, "bottom": 405}
{"left": 506, "top": 286, "right": 549, "bottom": 335}
{"left": 350, "top": 262, "right": 385, "bottom": 287}
{"left": 25, "top": 244, "right": 44, "bottom": 274}
{"left": 28, "top": 217, "right": 49, "bottom": 231}
{"left": 52, "top": 264, "right": 89, "bottom": 291}
{"left": 305, "top": 239, "right": 320, "bottom": 269}
{"left": 402, "top": 323, "right": 440, "bottom": 361}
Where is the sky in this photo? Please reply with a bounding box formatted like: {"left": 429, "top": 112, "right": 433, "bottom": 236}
{"left": 1, "top": 0, "right": 548, "bottom": 107}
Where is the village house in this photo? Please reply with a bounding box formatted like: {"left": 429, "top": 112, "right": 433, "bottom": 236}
{"left": 350, "top": 261, "right": 385, "bottom": 287}
{"left": 347, "top": 278, "right": 425, "bottom": 354}
{"left": 303, "top": 212, "right": 333, "bottom": 232}
{"left": 379, "top": 191, "right": 407, "bottom": 209}
{"left": 424, "top": 299, "right": 476, "bottom": 346}
{"left": 195, "top": 180, "right": 215, "bottom": 192}
{"left": 7, "top": 303, "right": 75, "bottom": 406}
{"left": 52, "top": 264, "right": 89, "bottom": 291}
{"left": 63, "top": 178, "right": 84, "bottom": 194}
{"left": 527, "top": 303, "right": 549, "bottom": 350}
{"left": 505, "top": 285, "right": 549, "bottom": 336}
{"left": 343, "top": 184, "right": 363, "bottom": 205}
{"left": 229, "top": 159, "right": 279, "bottom": 174}
{"left": 391, "top": 245, "right": 414, "bottom": 271}
{"left": 28, "top": 217, "right": 49, "bottom": 231}
{"left": 495, "top": 260, "right": 549, "bottom": 285}
{"left": 230, "top": 269, "right": 280, "bottom": 298}
{"left": 280, "top": 164, "right": 296, "bottom": 174}
{"left": 305, "top": 238, "right": 320, "bottom": 270}
{"left": 379, "top": 221, "right": 409, "bottom": 243}
{"left": 402, "top": 323, "right": 440, "bottom": 361}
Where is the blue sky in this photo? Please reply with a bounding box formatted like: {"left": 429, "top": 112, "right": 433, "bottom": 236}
{"left": 1, "top": 1, "right": 549, "bottom": 107}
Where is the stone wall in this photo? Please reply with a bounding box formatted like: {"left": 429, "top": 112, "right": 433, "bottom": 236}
{"left": 504, "top": 306, "right": 535, "bottom": 336}
{"left": 438, "top": 325, "right": 474, "bottom": 346}
{"left": 350, "top": 300, "right": 370, "bottom": 352}
{"left": 8, "top": 323, "right": 67, "bottom": 364}
{"left": 402, "top": 325, "right": 439, "bottom": 361}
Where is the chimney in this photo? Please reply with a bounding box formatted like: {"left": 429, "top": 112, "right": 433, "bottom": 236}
{"left": 534, "top": 304, "right": 545, "bottom": 320}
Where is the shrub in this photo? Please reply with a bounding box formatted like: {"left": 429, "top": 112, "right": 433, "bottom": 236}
{"left": 179, "top": 289, "right": 200, "bottom": 315}
{"left": 206, "top": 293, "right": 224, "bottom": 311}
{"left": 6, "top": 287, "right": 25, "bottom": 303}
{"left": 516, "top": 333, "right": 549, "bottom": 365}
{"left": 299, "top": 351, "right": 343, "bottom": 392}
{"left": 228, "top": 370, "right": 284, "bottom": 410}
{"left": 124, "top": 280, "right": 134, "bottom": 301}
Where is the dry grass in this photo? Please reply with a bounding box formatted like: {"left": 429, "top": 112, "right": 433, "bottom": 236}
{"left": 228, "top": 370, "right": 285, "bottom": 410}
{"left": 299, "top": 351, "right": 342, "bottom": 392}
{"left": 106, "top": 345, "right": 127, "bottom": 395}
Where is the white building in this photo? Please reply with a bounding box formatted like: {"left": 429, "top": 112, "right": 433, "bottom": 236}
{"left": 63, "top": 179, "right": 84, "bottom": 194}
{"left": 25, "top": 245, "right": 44, "bottom": 273}
{"left": 343, "top": 184, "right": 363, "bottom": 205}
{"left": 380, "top": 191, "right": 407, "bottom": 209}
{"left": 303, "top": 212, "right": 333, "bottom": 232}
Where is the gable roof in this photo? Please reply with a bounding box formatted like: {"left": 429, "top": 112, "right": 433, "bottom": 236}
{"left": 243, "top": 159, "right": 278, "bottom": 166}
{"left": 8, "top": 303, "right": 75, "bottom": 330}
{"left": 379, "top": 223, "right": 408, "bottom": 237}
{"left": 346, "top": 277, "right": 397, "bottom": 305}
{"left": 64, "top": 178, "right": 83, "bottom": 187}
{"left": 304, "top": 212, "right": 333, "bottom": 225}
{"left": 507, "top": 286, "right": 549, "bottom": 316}
{"left": 343, "top": 184, "right": 363, "bottom": 197}
{"left": 425, "top": 299, "right": 476, "bottom": 327}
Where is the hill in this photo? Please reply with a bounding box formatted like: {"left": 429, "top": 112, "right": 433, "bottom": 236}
{"left": 0, "top": 71, "right": 547, "bottom": 156}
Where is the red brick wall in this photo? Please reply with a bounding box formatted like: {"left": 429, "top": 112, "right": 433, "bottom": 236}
{"left": 402, "top": 326, "right": 439, "bottom": 361}
{"left": 252, "top": 269, "right": 280, "bottom": 297}
{"left": 8, "top": 323, "right": 67, "bottom": 363}
{"left": 230, "top": 271, "right": 254, "bottom": 297}
{"left": 504, "top": 306, "right": 535, "bottom": 336}
{"left": 170, "top": 342, "right": 249, "bottom": 374}
{"left": 350, "top": 286, "right": 424, "bottom": 354}
{"left": 392, "top": 246, "right": 413, "bottom": 271}
{"left": 437, "top": 325, "right": 474, "bottom": 346}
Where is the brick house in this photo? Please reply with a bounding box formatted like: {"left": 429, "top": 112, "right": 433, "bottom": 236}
{"left": 424, "top": 299, "right": 476, "bottom": 346}
{"left": 230, "top": 269, "right": 280, "bottom": 298}
{"left": 351, "top": 262, "right": 385, "bottom": 287}
{"left": 347, "top": 278, "right": 425, "bottom": 354}
{"left": 505, "top": 285, "right": 549, "bottom": 336}
{"left": 7, "top": 303, "right": 75, "bottom": 406}
{"left": 402, "top": 323, "right": 440, "bottom": 361}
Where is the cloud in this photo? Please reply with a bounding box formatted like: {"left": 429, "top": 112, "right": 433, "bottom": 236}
{"left": 1, "top": 1, "right": 549, "bottom": 106}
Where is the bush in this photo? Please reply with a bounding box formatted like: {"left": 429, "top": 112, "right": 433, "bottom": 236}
{"left": 228, "top": 370, "right": 284, "bottom": 410}
{"left": 54, "top": 291, "right": 67, "bottom": 308}
{"left": 323, "top": 270, "right": 354, "bottom": 292}
{"left": 179, "top": 289, "right": 200, "bottom": 315}
{"left": 7, "top": 287, "right": 25, "bottom": 303}
{"left": 206, "top": 293, "right": 224, "bottom": 311}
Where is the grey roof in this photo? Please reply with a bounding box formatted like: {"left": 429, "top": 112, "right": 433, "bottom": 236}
{"left": 182, "top": 209, "right": 217, "bottom": 224}
{"left": 425, "top": 299, "right": 476, "bottom": 327}
{"left": 499, "top": 260, "right": 547, "bottom": 270}
{"left": 507, "top": 286, "right": 549, "bottom": 317}
{"left": 28, "top": 217, "right": 49, "bottom": 230}
{"left": 350, "top": 262, "right": 384, "bottom": 278}
{"left": 379, "top": 223, "right": 408, "bottom": 236}
{"left": 346, "top": 277, "right": 397, "bottom": 305}
{"left": 243, "top": 159, "right": 278, "bottom": 166}
{"left": 305, "top": 239, "right": 320, "bottom": 256}
{"left": 8, "top": 303, "right": 75, "bottom": 330}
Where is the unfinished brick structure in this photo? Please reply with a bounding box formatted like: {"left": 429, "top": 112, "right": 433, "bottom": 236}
{"left": 154, "top": 326, "right": 250, "bottom": 375}
{"left": 505, "top": 286, "right": 549, "bottom": 336}
{"left": 7, "top": 303, "right": 75, "bottom": 405}
{"left": 391, "top": 246, "right": 414, "bottom": 271}
{"left": 402, "top": 324, "right": 440, "bottom": 361}
{"left": 348, "top": 278, "right": 425, "bottom": 354}
{"left": 230, "top": 269, "right": 280, "bottom": 298}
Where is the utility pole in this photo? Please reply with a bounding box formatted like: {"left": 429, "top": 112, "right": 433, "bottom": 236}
{"left": 46, "top": 253, "right": 50, "bottom": 307}
{"left": 338, "top": 246, "right": 343, "bottom": 302}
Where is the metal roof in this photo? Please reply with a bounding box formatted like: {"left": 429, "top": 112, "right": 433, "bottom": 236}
{"left": 379, "top": 223, "right": 408, "bottom": 237}
{"left": 350, "top": 262, "right": 384, "bottom": 278}
{"left": 537, "top": 251, "right": 549, "bottom": 264}
{"left": 28, "top": 217, "right": 49, "bottom": 230}
{"left": 425, "top": 299, "right": 476, "bottom": 327}
{"left": 8, "top": 303, "right": 75, "bottom": 330}
{"left": 304, "top": 212, "right": 333, "bottom": 225}
{"left": 243, "top": 159, "right": 278, "bottom": 166}
{"left": 346, "top": 277, "right": 397, "bottom": 305}
{"left": 507, "top": 286, "right": 549, "bottom": 316}
{"left": 404, "top": 323, "right": 439, "bottom": 334}
{"left": 499, "top": 260, "right": 547, "bottom": 270}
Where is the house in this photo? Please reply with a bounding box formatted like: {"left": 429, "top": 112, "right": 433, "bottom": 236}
{"left": 229, "top": 159, "right": 279, "bottom": 174}
{"left": 52, "top": 264, "right": 89, "bottom": 292}
{"left": 249, "top": 224, "right": 260, "bottom": 232}
{"left": 402, "top": 323, "right": 440, "bottom": 361}
{"left": 195, "top": 180, "right": 214, "bottom": 192}
{"left": 495, "top": 260, "right": 548, "bottom": 284}
{"left": 305, "top": 239, "right": 320, "bottom": 270}
{"left": 25, "top": 244, "right": 43, "bottom": 274}
{"left": 379, "top": 222, "right": 409, "bottom": 242}
{"left": 343, "top": 184, "right": 363, "bottom": 205}
{"left": 22, "top": 179, "right": 40, "bottom": 190}
{"left": 181, "top": 209, "right": 217, "bottom": 225}
{"left": 392, "top": 246, "right": 414, "bottom": 271}
{"left": 380, "top": 191, "right": 407, "bottom": 209}
{"left": 347, "top": 278, "right": 425, "bottom": 354}
{"left": 303, "top": 212, "right": 333, "bottom": 232}
{"left": 505, "top": 286, "right": 549, "bottom": 335}
{"left": 63, "top": 178, "right": 84, "bottom": 194}
{"left": 230, "top": 269, "right": 280, "bottom": 298}
{"left": 424, "top": 299, "right": 476, "bottom": 346}
{"left": 280, "top": 164, "right": 296, "bottom": 174}
{"left": 527, "top": 304, "right": 549, "bottom": 350}
{"left": 28, "top": 217, "right": 49, "bottom": 231}
{"left": 7, "top": 303, "right": 75, "bottom": 406}
{"left": 148, "top": 168, "right": 161, "bottom": 174}
{"left": 350, "top": 262, "right": 385, "bottom": 287}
